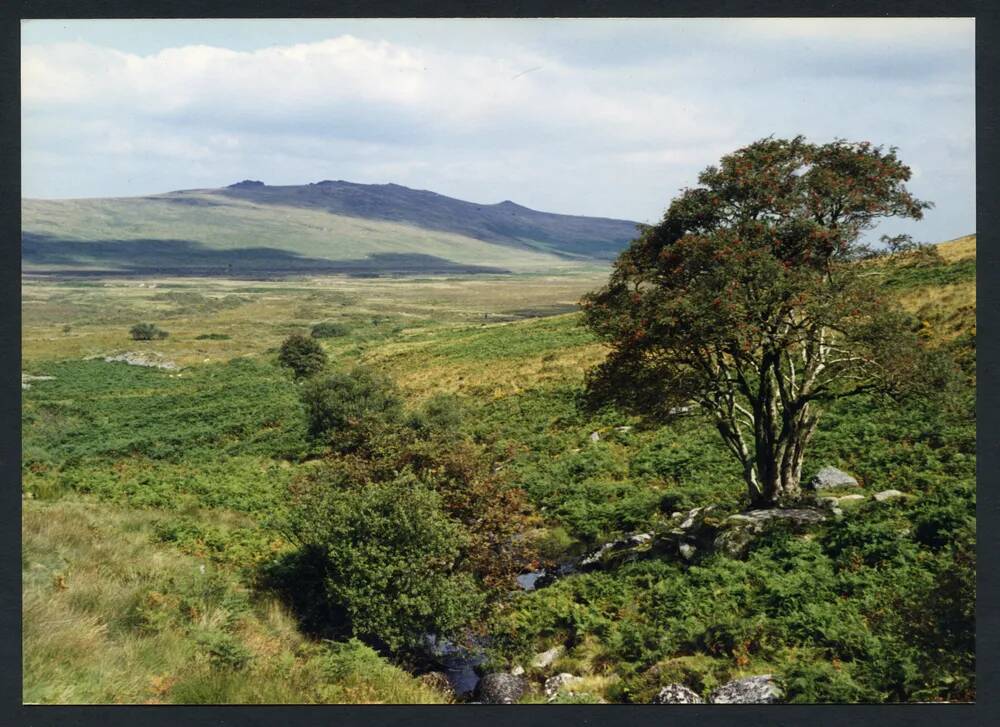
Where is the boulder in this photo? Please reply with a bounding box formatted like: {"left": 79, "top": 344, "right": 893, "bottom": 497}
{"left": 531, "top": 645, "right": 565, "bottom": 669}
{"left": 808, "top": 466, "right": 859, "bottom": 491}
{"left": 874, "top": 489, "right": 906, "bottom": 502}
{"left": 589, "top": 431, "right": 601, "bottom": 442}
{"left": 709, "top": 674, "right": 782, "bottom": 704}
{"left": 475, "top": 672, "right": 527, "bottom": 704}
{"left": 544, "top": 673, "right": 583, "bottom": 701}
{"left": 651, "top": 684, "right": 705, "bottom": 704}
{"left": 678, "top": 543, "right": 697, "bottom": 561}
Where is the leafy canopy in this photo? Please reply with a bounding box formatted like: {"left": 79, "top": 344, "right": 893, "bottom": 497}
{"left": 582, "top": 136, "right": 932, "bottom": 505}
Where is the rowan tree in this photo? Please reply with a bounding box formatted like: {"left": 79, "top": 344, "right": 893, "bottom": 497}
{"left": 582, "top": 136, "right": 932, "bottom": 507}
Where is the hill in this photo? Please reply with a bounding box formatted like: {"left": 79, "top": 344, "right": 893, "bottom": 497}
{"left": 21, "top": 181, "right": 641, "bottom": 276}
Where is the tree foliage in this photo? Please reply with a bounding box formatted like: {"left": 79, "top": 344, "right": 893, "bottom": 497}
{"left": 277, "top": 334, "right": 328, "bottom": 379}
{"left": 582, "top": 137, "right": 933, "bottom": 506}
{"left": 301, "top": 368, "right": 404, "bottom": 454}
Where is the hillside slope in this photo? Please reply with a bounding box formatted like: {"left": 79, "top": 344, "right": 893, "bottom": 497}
{"left": 22, "top": 181, "right": 640, "bottom": 276}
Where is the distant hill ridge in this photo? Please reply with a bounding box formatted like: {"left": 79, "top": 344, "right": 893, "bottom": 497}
{"left": 209, "top": 179, "right": 639, "bottom": 260}
{"left": 22, "top": 180, "right": 641, "bottom": 276}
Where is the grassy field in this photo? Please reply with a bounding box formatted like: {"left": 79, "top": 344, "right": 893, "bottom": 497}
{"left": 21, "top": 235, "right": 976, "bottom": 704}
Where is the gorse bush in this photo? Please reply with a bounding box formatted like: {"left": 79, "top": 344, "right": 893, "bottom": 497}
{"left": 279, "top": 472, "right": 484, "bottom": 651}
{"left": 301, "top": 367, "right": 404, "bottom": 454}
{"left": 130, "top": 322, "right": 168, "bottom": 341}
{"left": 278, "top": 334, "right": 328, "bottom": 379}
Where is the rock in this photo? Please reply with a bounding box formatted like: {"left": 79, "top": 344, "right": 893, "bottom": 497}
{"left": 651, "top": 684, "right": 705, "bottom": 704}
{"left": 679, "top": 543, "right": 697, "bottom": 561}
{"left": 714, "top": 508, "right": 827, "bottom": 558}
{"left": 628, "top": 532, "right": 653, "bottom": 546}
{"left": 615, "top": 425, "right": 633, "bottom": 433}
{"left": 668, "top": 405, "right": 693, "bottom": 416}
{"left": 102, "top": 352, "right": 179, "bottom": 370}
{"left": 545, "top": 673, "right": 583, "bottom": 701}
{"left": 475, "top": 672, "right": 527, "bottom": 704}
{"left": 709, "top": 674, "right": 782, "bottom": 704}
{"left": 874, "top": 489, "right": 906, "bottom": 502}
{"left": 808, "top": 466, "right": 859, "bottom": 491}
{"left": 589, "top": 431, "right": 601, "bottom": 442}
{"left": 531, "top": 645, "right": 565, "bottom": 669}
{"left": 419, "top": 671, "right": 454, "bottom": 696}
{"left": 510, "top": 665, "right": 525, "bottom": 677}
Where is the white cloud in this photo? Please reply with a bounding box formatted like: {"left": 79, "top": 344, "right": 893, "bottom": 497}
{"left": 20, "top": 20, "right": 975, "bottom": 241}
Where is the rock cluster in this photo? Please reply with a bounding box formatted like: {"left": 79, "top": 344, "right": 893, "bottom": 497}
{"left": 651, "top": 684, "right": 705, "bottom": 704}
{"left": 650, "top": 675, "right": 782, "bottom": 705}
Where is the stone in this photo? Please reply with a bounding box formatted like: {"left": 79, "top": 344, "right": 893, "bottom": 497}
{"left": 679, "top": 543, "right": 697, "bottom": 561}
{"left": 544, "top": 673, "right": 583, "bottom": 701}
{"left": 808, "top": 466, "right": 859, "bottom": 491}
{"left": 651, "top": 684, "right": 705, "bottom": 704}
{"left": 714, "top": 508, "right": 827, "bottom": 558}
{"left": 874, "top": 489, "right": 906, "bottom": 502}
{"left": 709, "top": 674, "right": 782, "bottom": 704}
{"left": 475, "top": 673, "right": 527, "bottom": 704}
{"left": 589, "top": 431, "right": 601, "bottom": 442}
{"left": 510, "top": 665, "right": 525, "bottom": 677}
{"left": 615, "top": 425, "right": 633, "bottom": 433}
{"left": 102, "top": 352, "right": 179, "bottom": 370}
{"left": 531, "top": 645, "right": 565, "bottom": 669}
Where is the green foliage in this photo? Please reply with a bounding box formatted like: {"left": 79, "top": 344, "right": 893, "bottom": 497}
{"left": 21, "top": 358, "right": 308, "bottom": 467}
{"left": 196, "top": 630, "right": 254, "bottom": 670}
{"left": 279, "top": 472, "right": 485, "bottom": 650}
{"left": 301, "top": 368, "right": 404, "bottom": 454}
{"left": 582, "top": 136, "right": 932, "bottom": 506}
{"left": 130, "top": 322, "right": 169, "bottom": 340}
{"left": 278, "top": 334, "right": 328, "bottom": 379}
{"left": 196, "top": 333, "right": 231, "bottom": 340}
{"left": 310, "top": 322, "right": 350, "bottom": 339}
{"left": 406, "top": 392, "right": 467, "bottom": 435}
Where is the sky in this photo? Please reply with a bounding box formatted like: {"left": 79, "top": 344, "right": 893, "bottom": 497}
{"left": 21, "top": 18, "right": 975, "bottom": 242}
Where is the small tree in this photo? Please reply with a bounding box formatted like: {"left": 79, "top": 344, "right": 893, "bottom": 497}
{"left": 130, "top": 322, "right": 168, "bottom": 341}
{"left": 582, "top": 136, "right": 932, "bottom": 507}
{"left": 278, "top": 334, "right": 327, "bottom": 379}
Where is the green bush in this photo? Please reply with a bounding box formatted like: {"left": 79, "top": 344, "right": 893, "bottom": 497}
{"left": 300, "top": 368, "right": 404, "bottom": 454}
{"left": 195, "top": 333, "right": 231, "bottom": 340}
{"left": 310, "top": 322, "right": 350, "bottom": 339}
{"left": 278, "top": 334, "right": 328, "bottom": 379}
{"left": 129, "top": 322, "right": 168, "bottom": 341}
{"left": 280, "top": 472, "right": 484, "bottom": 650}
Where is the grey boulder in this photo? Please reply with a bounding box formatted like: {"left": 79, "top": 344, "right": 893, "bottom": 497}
{"left": 709, "top": 674, "right": 782, "bottom": 704}
{"left": 651, "top": 684, "right": 705, "bottom": 704}
{"left": 475, "top": 672, "right": 527, "bottom": 704}
{"left": 808, "top": 466, "right": 859, "bottom": 491}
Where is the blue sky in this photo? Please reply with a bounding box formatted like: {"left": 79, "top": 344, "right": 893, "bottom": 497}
{"left": 22, "top": 18, "right": 975, "bottom": 242}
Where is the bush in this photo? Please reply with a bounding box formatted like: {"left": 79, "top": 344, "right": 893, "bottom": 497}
{"left": 195, "top": 333, "right": 231, "bottom": 341}
{"left": 278, "top": 334, "right": 328, "bottom": 379}
{"left": 406, "top": 392, "right": 467, "bottom": 435}
{"left": 130, "top": 323, "right": 168, "bottom": 341}
{"left": 300, "top": 368, "right": 404, "bottom": 453}
{"left": 280, "top": 472, "right": 484, "bottom": 650}
{"left": 310, "top": 322, "right": 350, "bottom": 339}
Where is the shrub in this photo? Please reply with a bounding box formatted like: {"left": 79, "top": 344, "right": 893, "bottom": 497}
{"left": 310, "top": 322, "right": 350, "bottom": 339}
{"left": 406, "top": 392, "right": 467, "bottom": 435}
{"left": 129, "top": 323, "right": 168, "bottom": 341}
{"left": 280, "top": 472, "right": 484, "bottom": 650}
{"left": 278, "top": 334, "right": 328, "bottom": 379}
{"left": 300, "top": 368, "right": 403, "bottom": 453}
{"left": 195, "top": 333, "right": 231, "bottom": 341}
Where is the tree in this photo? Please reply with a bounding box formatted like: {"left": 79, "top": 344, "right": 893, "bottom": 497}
{"left": 582, "top": 137, "right": 931, "bottom": 507}
{"left": 130, "top": 322, "right": 168, "bottom": 341}
{"left": 278, "top": 334, "right": 327, "bottom": 379}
